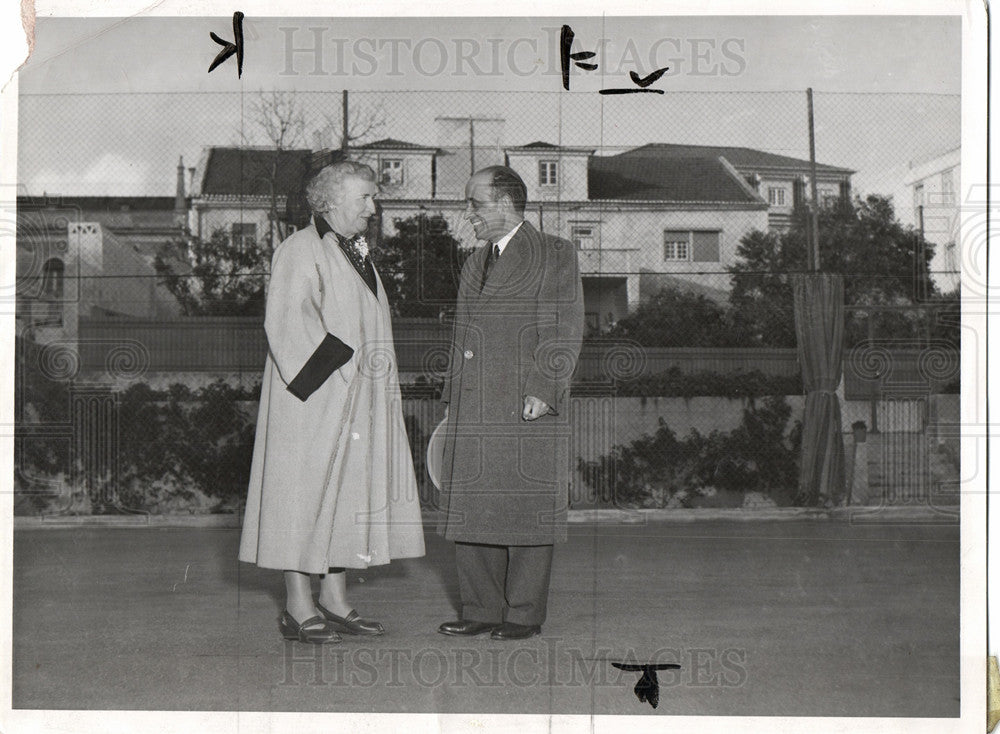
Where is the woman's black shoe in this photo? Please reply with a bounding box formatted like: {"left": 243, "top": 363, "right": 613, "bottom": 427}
{"left": 278, "top": 611, "right": 343, "bottom": 644}
{"left": 316, "top": 603, "right": 385, "bottom": 635}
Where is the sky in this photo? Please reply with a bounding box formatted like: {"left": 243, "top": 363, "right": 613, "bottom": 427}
{"left": 9, "top": 11, "right": 963, "bottom": 226}
{"left": 16, "top": 15, "right": 961, "bottom": 95}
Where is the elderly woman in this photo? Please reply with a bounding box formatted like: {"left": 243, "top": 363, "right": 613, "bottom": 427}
{"left": 239, "top": 161, "right": 425, "bottom": 644}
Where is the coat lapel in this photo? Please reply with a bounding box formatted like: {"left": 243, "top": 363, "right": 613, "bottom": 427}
{"left": 315, "top": 216, "right": 380, "bottom": 305}
{"left": 474, "top": 222, "right": 532, "bottom": 308}
{"left": 469, "top": 243, "right": 491, "bottom": 305}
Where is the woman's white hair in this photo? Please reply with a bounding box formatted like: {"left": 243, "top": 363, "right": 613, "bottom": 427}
{"left": 305, "top": 160, "right": 376, "bottom": 214}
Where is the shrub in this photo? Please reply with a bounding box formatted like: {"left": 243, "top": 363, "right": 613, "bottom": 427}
{"left": 578, "top": 396, "right": 802, "bottom": 508}
{"left": 114, "top": 382, "right": 255, "bottom": 512}
{"left": 607, "top": 287, "right": 751, "bottom": 347}
{"left": 17, "top": 376, "right": 447, "bottom": 515}
{"left": 14, "top": 338, "right": 75, "bottom": 511}
{"left": 15, "top": 376, "right": 257, "bottom": 515}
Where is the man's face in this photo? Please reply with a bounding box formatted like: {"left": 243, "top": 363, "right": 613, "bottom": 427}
{"left": 328, "top": 175, "right": 377, "bottom": 238}
{"left": 463, "top": 173, "right": 508, "bottom": 242}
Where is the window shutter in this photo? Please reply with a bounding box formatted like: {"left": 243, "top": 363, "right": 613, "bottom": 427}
{"left": 691, "top": 231, "right": 720, "bottom": 262}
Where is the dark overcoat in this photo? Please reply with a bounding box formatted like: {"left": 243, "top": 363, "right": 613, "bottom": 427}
{"left": 437, "top": 221, "right": 584, "bottom": 545}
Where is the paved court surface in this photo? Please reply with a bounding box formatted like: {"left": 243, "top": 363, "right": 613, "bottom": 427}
{"left": 12, "top": 518, "right": 959, "bottom": 717}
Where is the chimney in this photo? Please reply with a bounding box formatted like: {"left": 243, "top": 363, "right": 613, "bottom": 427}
{"left": 175, "top": 156, "right": 187, "bottom": 228}
{"left": 175, "top": 156, "right": 186, "bottom": 208}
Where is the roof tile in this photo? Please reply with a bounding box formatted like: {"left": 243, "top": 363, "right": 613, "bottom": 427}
{"left": 588, "top": 155, "right": 762, "bottom": 203}
{"left": 200, "top": 147, "right": 314, "bottom": 197}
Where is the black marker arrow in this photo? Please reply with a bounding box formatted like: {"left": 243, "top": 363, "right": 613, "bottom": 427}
{"left": 611, "top": 662, "right": 681, "bottom": 709}
{"left": 209, "top": 11, "right": 245, "bottom": 78}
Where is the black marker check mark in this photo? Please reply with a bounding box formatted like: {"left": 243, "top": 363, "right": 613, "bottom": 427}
{"left": 629, "top": 67, "right": 669, "bottom": 88}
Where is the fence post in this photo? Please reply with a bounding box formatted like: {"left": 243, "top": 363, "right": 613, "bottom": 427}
{"left": 867, "top": 311, "right": 879, "bottom": 434}
{"left": 71, "top": 386, "right": 120, "bottom": 512}
{"left": 847, "top": 420, "right": 869, "bottom": 505}
{"left": 570, "top": 393, "right": 616, "bottom": 508}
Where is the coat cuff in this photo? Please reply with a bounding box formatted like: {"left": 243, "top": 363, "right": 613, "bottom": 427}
{"left": 287, "top": 333, "right": 354, "bottom": 401}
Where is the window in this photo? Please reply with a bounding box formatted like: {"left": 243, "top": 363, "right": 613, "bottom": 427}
{"left": 231, "top": 222, "right": 256, "bottom": 250}
{"left": 571, "top": 224, "right": 597, "bottom": 249}
{"left": 381, "top": 158, "right": 404, "bottom": 185}
{"left": 818, "top": 187, "right": 839, "bottom": 207}
{"left": 539, "top": 160, "right": 558, "bottom": 186}
{"left": 940, "top": 169, "right": 955, "bottom": 205}
{"left": 663, "top": 231, "right": 691, "bottom": 261}
{"left": 767, "top": 187, "right": 785, "bottom": 206}
{"left": 663, "top": 230, "right": 721, "bottom": 262}
{"left": 41, "top": 258, "right": 64, "bottom": 299}
{"left": 913, "top": 183, "right": 925, "bottom": 211}
{"left": 34, "top": 258, "right": 65, "bottom": 327}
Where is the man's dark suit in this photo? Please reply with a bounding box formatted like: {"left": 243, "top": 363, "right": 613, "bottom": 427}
{"left": 438, "top": 220, "right": 584, "bottom": 626}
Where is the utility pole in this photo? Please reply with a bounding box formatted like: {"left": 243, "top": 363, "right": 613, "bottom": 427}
{"left": 434, "top": 116, "right": 504, "bottom": 179}
{"left": 469, "top": 118, "right": 475, "bottom": 175}
{"left": 807, "top": 88, "right": 821, "bottom": 271}
{"left": 341, "top": 90, "right": 349, "bottom": 153}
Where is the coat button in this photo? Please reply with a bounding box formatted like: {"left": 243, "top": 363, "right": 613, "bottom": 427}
{"left": 463, "top": 350, "right": 474, "bottom": 359}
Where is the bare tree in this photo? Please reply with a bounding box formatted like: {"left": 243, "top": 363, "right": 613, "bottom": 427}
{"left": 245, "top": 91, "right": 307, "bottom": 248}
{"left": 252, "top": 90, "right": 307, "bottom": 150}
{"left": 312, "top": 93, "right": 387, "bottom": 152}
{"left": 235, "top": 90, "right": 387, "bottom": 245}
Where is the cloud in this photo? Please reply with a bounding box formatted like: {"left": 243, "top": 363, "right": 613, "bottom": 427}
{"left": 28, "top": 152, "right": 155, "bottom": 196}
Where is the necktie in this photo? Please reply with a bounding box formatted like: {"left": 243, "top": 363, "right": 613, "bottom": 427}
{"left": 480, "top": 242, "right": 499, "bottom": 292}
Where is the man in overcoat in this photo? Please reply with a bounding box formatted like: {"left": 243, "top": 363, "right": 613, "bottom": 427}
{"left": 437, "top": 166, "right": 584, "bottom": 641}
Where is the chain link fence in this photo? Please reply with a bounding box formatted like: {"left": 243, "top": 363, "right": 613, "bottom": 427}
{"left": 14, "top": 89, "right": 962, "bottom": 514}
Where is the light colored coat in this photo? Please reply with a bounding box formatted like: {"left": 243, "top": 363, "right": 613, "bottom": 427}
{"left": 239, "top": 224, "right": 425, "bottom": 572}
{"left": 438, "top": 221, "right": 584, "bottom": 545}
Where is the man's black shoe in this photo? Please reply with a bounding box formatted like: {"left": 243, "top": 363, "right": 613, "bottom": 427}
{"left": 490, "top": 622, "right": 542, "bottom": 640}
{"left": 438, "top": 620, "right": 498, "bottom": 636}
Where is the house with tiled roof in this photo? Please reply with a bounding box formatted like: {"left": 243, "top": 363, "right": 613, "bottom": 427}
{"left": 494, "top": 142, "right": 775, "bottom": 325}
{"left": 188, "top": 146, "right": 317, "bottom": 248}
{"left": 188, "top": 139, "right": 447, "bottom": 247}
{"left": 351, "top": 138, "right": 442, "bottom": 201}
{"left": 190, "top": 133, "right": 853, "bottom": 330}
{"left": 494, "top": 140, "right": 849, "bottom": 326}
{"left": 505, "top": 142, "right": 595, "bottom": 204}
{"left": 607, "top": 143, "right": 854, "bottom": 231}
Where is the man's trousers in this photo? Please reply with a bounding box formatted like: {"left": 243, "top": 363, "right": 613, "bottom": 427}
{"left": 455, "top": 541, "right": 554, "bottom": 626}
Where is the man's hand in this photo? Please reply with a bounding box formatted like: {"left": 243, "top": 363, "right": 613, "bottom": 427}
{"left": 522, "top": 395, "right": 550, "bottom": 421}
{"left": 443, "top": 405, "right": 449, "bottom": 420}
